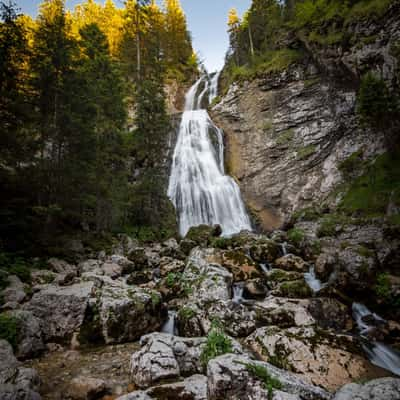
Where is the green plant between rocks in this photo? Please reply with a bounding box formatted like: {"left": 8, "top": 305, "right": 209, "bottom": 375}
{"left": 0, "top": 313, "right": 19, "bottom": 350}
{"left": 243, "top": 362, "right": 282, "bottom": 400}
{"left": 200, "top": 320, "right": 233, "bottom": 367}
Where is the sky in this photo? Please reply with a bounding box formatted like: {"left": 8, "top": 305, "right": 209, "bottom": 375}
{"left": 15, "top": 0, "right": 251, "bottom": 72}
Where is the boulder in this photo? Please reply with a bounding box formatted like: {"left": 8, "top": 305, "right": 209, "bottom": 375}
{"left": 249, "top": 239, "right": 281, "bottom": 263}
{"left": 101, "top": 262, "right": 123, "bottom": 279}
{"left": 146, "top": 374, "right": 207, "bottom": 400}
{"left": 68, "top": 376, "right": 109, "bottom": 400}
{"left": 272, "top": 279, "right": 312, "bottom": 298}
{"left": 274, "top": 255, "right": 308, "bottom": 273}
{"left": 333, "top": 377, "right": 400, "bottom": 400}
{"left": 108, "top": 255, "right": 135, "bottom": 274}
{"left": 8, "top": 310, "right": 45, "bottom": 359}
{"left": 47, "top": 258, "right": 76, "bottom": 275}
{"left": 96, "top": 278, "right": 165, "bottom": 344}
{"left": 2, "top": 276, "right": 26, "bottom": 304}
{"left": 266, "top": 269, "right": 304, "bottom": 287}
{"left": 307, "top": 298, "right": 351, "bottom": 331}
{"left": 0, "top": 340, "right": 41, "bottom": 400}
{"left": 253, "top": 297, "right": 315, "bottom": 328}
{"left": 245, "top": 326, "right": 379, "bottom": 391}
{"left": 207, "top": 354, "right": 331, "bottom": 400}
{"left": 24, "top": 281, "right": 94, "bottom": 343}
{"left": 221, "top": 249, "right": 262, "bottom": 281}
{"left": 130, "top": 333, "right": 205, "bottom": 388}
{"left": 244, "top": 279, "right": 268, "bottom": 298}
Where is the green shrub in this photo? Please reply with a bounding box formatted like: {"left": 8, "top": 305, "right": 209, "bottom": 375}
{"left": 200, "top": 321, "right": 233, "bottom": 367}
{"left": 317, "top": 215, "right": 347, "bottom": 237}
{"left": 243, "top": 363, "right": 282, "bottom": 400}
{"left": 276, "top": 129, "right": 294, "bottom": 146}
{"left": 166, "top": 272, "right": 182, "bottom": 287}
{"left": 0, "top": 313, "right": 18, "bottom": 349}
{"left": 292, "top": 207, "right": 321, "bottom": 222}
{"left": 178, "top": 306, "right": 196, "bottom": 321}
{"left": 375, "top": 273, "right": 400, "bottom": 306}
{"left": 0, "top": 253, "right": 32, "bottom": 284}
{"left": 287, "top": 228, "right": 305, "bottom": 247}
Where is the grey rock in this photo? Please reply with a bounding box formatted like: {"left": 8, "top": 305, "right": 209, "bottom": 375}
{"left": 8, "top": 310, "right": 45, "bottom": 359}
{"left": 333, "top": 377, "right": 400, "bottom": 400}
{"left": 207, "top": 354, "right": 331, "bottom": 400}
{"left": 0, "top": 340, "right": 19, "bottom": 384}
{"left": 2, "top": 276, "right": 26, "bottom": 304}
{"left": 101, "top": 262, "right": 123, "bottom": 279}
{"left": 68, "top": 376, "right": 109, "bottom": 400}
{"left": 24, "top": 281, "right": 94, "bottom": 342}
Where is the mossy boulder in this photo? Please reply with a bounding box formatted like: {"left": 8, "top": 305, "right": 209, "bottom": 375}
{"left": 274, "top": 279, "right": 313, "bottom": 298}
{"left": 249, "top": 239, "right": 281, "bottom": 263}
{"left": 267, "top": 269, "right": 303, "bottom": 287}
{"left": 185, "top": 224, "right": 222, "bottom": 245}
{"left": 275, "top": 254, "right": 308, "bottom": 273}
{"left": 221, "top": 249, "right": 262, "bottom": 282}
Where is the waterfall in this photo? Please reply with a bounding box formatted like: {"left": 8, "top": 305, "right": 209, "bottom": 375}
{"left": 209, "top": 70, "right": 221, "bottom": 104}
{"left": 232, "top": 282, "right": 245, "bottom": 304}
{"left": 304, "top": 265, "right": 325, "bottom": 292}
{"left": 161, "top": 311, "right": 178, "bottom": 335}
{"left": 352, "top": 302, "right": 400, "bottom": 375}
{"left": 168, "top": 75, "right": 252, "bottom": 237}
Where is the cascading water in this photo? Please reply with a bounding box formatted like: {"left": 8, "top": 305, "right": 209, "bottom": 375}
{"left": 208, "top": 70, "right": 221, "bottom": 104}
{"left": 352, "top": 302, "right": 400, "bottom": 375}
{"left": 168, "top": 75, "right": 252, "bottom": 237}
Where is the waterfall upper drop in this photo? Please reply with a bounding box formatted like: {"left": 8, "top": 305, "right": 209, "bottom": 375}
{"left": 168, "top": 74, "right": 252, "bottom": 237}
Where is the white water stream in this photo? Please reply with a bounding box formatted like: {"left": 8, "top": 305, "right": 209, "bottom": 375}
{"left": 168, "top": 75, "right": 252, "bottom": 237}
{"left": 352, "top": 302, "right": 400, "bottom": 376}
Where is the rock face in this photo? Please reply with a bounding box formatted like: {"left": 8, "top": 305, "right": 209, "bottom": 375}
{"left": 212, "top": 8, "right": 399, "bottom": 229}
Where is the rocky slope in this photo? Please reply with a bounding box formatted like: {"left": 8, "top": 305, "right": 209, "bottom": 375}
{"left": 1, "top": 227, "right": 399, "bottom": 399}
{"left": 212, "top": 2, "right": 400, "bottom": 229}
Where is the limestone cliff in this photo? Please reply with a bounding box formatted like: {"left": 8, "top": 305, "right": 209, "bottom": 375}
{"left": 212, "top": 2, "right": 399, "bottom": 230}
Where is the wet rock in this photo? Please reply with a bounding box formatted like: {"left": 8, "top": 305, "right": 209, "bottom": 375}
{"left": 315, "top": 251, "right": 337, "bottom": 281}
{"left": 308, "top": 298, "right": 351, "bottom": 331}
{"left": 8, "top": 310, "right": 45, "bottom": 360}
{"left": 130, "top": 333, "right": 205, "bottom": 388}
{"left": 179, "top": 239, "right": 197, "bottom": 255}
{"left": 253, "top": 297, "right": 315, "bottom": 328}
{"left": 221, "top": 249, "right": 262, "bottom": 282}
{"left": 332, "top": 377, "right": 400, "bottom": 400}
{"left": 2, "top": 276, "right": 26, "bottom": 304}
{"left": 68, "top": 376, "right": 109, "bottom": 400}
{"left": 274, "top": 255, "right": 308, "bottom": 273}
{"left": 245, "top": 325, "right": 377, "bottom": 391}
{"left": 24, "top": 281, "right": 94, "bottom": 343}
{"left": 185, "top": 225, "right": 221, "bottom": 246}
{"left": 267, "top": 269, "right": 304, "bottom": 288}
{"left": 116, "top": 392, "right": 153, "bottom": 400}
{"left": 244, "top": 279, "right": 268, "bottom": 298}
{"left": 272, "top": 279, "right": 312, "bottom": 298}
{"left": 207, "top": 354, "right": 332, "bottom": 400}
{"left": 249, "top": 239, "right": 281, "bottom": 263}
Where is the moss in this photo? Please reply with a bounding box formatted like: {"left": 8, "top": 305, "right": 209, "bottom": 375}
{"left": 279, "top": 279, "right": 312, "bottom": 298}
{"left": 308, "top": 30, "right": 344, "bottom": 45}
{"left": 287, "top": 228, "right": 305, "bottom": 247}
{"left": 297, "top": 145, "right": 316, "bottom": 160}
{"left": 317, "top": 214, "right": 347, "bottom": 238}
{"left": 292, "top": 207, "right": 321, "bottom": 222}
{"left": 0, "top": 313, "right": 19, "bottom": 349}
{"left": 210, "top": 237, "right": 233, "bottom": 249}
{"left": 338, "top": 149, "right": 364, "bottom": 179}
{"left": 165, "top": 272, "right": 182, "bottom": 288}
{"left": 263, "top": 120, "right": 274, "bottom": 133}
{"left": 310, "top": 240, "right": 322, "bottom": 256}
{"left": 339, "top": 152, "right": 400, "bottom": 218}
{"left": 375, "top": 273, "right": 400, "bottom": 307}
{"left": 356, "top": 245, "right": 374, "bottom": 258}
{"left": 242, "top": 363, "right": 282, "bottom": 400}
{"left": 303, "top": 77, "right": 320, "bottom": 88}
{"left": 268, "top": 269, "right": 302, "bottom": 283}
{"left": 276, "top": 129, "right": 294, "bottom": 146}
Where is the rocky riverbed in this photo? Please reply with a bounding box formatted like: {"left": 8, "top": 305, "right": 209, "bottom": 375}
{"left": 1, "top": 225, "right": 399, "bottom": 400}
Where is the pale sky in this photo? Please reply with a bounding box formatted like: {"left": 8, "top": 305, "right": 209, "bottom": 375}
{"left": 15, "top": 0, "right": 251, "bottom": 72}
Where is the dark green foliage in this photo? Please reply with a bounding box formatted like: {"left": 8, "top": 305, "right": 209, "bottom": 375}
{"left": 339, "top": 152, "right": 400, "bottom": 218}
{"left": 338, "top": 150, "right": 364, "bottom": 179}
{"left": 0, "top": 252, "right": 32, "bottom": 284}
{"left": 200, "top": 320, "right": 233, "bottom": 367}
{"left": 287, "top": 228, "right": 305, "bottom": 246}
{"left": 0, "top": 313, "right": 18, "bottom": 349}
{"left": 243, "top": 362, "right": 282, "bottom": 400}
{"left": 375, "top": 273, "right": 400, "bottom": 307}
